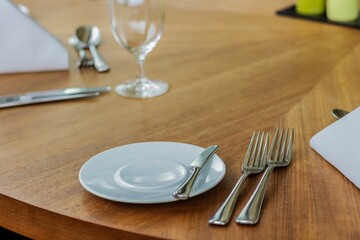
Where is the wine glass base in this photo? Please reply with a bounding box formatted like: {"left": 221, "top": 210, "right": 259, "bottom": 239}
{"left": 115, "top": 79, "right": 169, "bottom": 99}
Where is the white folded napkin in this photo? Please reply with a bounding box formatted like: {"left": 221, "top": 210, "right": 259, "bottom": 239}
{"left": 310, "top": 106, "right": 360, "bottom": 189}
{"left": 0, "top": 0, "right": 68, "bottom": 74}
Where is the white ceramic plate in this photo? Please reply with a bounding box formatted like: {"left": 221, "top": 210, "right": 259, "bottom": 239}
{"left": 79, "top": 142, "right": 226, "bottom": 204}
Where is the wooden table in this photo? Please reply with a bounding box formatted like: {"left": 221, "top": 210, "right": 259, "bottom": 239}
{"left": 1, "top": 0, "right": 359, "bottom": 239}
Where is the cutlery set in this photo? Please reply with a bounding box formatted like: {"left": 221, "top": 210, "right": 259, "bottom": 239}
{"left": 68, "top": 26, "right": 110, "bottom": 72}
{"left": 0, "top": 26, "right": 112, "bottom": 109}
{"left": 169, "top": 128, "right": 294, "bottom": 225}
{"left": 209, "top": 128, "right": 294, "bottom": 226}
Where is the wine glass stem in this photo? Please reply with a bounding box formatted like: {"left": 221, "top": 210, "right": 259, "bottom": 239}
{"left": 136, "top": 57, "right": 146, "bottom": 82}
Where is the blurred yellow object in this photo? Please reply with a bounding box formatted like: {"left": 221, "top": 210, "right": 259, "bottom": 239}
{"left": 296, "top": 0, "right": 326, "bottom": 15}
{"left": 327, "top": 0, "right": 359, "bottom": 22}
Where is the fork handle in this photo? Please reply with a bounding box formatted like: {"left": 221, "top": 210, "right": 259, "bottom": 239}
{"left": 72, "top": 43, "right": 87, "bottom": 68}
{"left": 209, "top": 172, "right": 250, "bottom": 225}
{"left": 236, "top": 165, "right": 275, "bottom": 225}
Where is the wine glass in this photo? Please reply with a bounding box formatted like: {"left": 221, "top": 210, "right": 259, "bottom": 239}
{"left": 108, "top": 0, "right": 169, "bottom": 98}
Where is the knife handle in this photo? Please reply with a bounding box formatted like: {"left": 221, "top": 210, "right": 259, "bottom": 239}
{"left": 173, "top": 167, "right": 201, "bottom": 200}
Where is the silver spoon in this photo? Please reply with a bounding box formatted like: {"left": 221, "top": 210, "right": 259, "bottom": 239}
{"left": 75, "top": 26, "right": 110, "bottom": 72}
{"left": 332, "top": 109, "right": 349, "bottom": 120}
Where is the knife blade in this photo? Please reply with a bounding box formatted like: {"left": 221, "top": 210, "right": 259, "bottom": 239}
{"left": 0, "top": 92, "right": 100, "bottom": 108}
{"left": 173, "top": 145, "right": 219, "bottom": 200}
{"left": 0, "top": 86, "right": 111, "bottom": 103}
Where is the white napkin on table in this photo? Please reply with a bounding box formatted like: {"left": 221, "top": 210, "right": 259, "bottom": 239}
{"left": 310, "top": 106, "right": 360, "bottom": 189}
{"left": 0, "top": 0, "right": 69, "bottom": 74}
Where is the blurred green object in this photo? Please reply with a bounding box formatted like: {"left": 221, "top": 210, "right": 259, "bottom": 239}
{"left": 327, "top": 0, "right": 359, "bottom": 22}
{"left": 296, "top": 0, "right": 326, "bottom": 15}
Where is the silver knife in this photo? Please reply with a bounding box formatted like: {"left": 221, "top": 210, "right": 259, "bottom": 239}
{"left": 0, "top": 92, "right": 99, "bottom": 108}
{"left": 0, "top": 86, "right": 110, "bottom": 107}
{"left": 173, "top": 145, "right": 219, "bottom": 200}
{"left": 13, "top": 86, "right": 111, "bottom": 98}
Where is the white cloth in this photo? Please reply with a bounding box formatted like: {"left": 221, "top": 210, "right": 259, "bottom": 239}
{"left": 310, "top": 106, "right": 360, "bottom": 189}
{"left": 0, "top": 0, "right": 68, "bottom": 74}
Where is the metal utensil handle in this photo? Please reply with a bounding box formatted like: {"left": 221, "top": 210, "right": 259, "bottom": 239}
{"left": 74, "top": 43, "right": 86, "bottom": 60}
{"left": 236, "top": 165, "right": 275, "bottom": 225}
{"left": 173, "top": 167, "right": 201, "bottom": 200}
{"left": 89, "top": 45, "right": 110, "bottom": 72}
{"left": 25, "top": 86, "right": 111, "bottom": 98}
{"left": 0, "top": 92, "right": 99, "bottom": 108}
{"left": 68, "top": 36, "right": 89, "bottom": 67}
{"left": 209, "top": 172, "right": 250, "bottom": 225}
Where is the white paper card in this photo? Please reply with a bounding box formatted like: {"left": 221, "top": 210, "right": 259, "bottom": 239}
{"left": 0, "top": 0, "right": 69, "bottom": 74}
{"left": 310, "top": 107, "right": 360, "bottom": 189}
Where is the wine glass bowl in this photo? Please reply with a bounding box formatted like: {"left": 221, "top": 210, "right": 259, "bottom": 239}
{"left": 108, "top": 0, "right": 169, "bottom": 98}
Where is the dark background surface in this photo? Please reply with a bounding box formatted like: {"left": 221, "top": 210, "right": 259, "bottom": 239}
{"left": 1, "top": 227, "right": 31, "bottom": 240}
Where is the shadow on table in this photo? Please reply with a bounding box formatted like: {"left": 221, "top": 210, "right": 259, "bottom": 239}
{"left": 0, "top": 227, "right": 31, "bottom": 240}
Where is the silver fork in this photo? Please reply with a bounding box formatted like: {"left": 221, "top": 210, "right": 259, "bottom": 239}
{"left": 209, "top": 131, "right": 269, "bottom": 226}
{"left": 236, "top": 128, "right": 294, "bottom": 225}
{"left": 77, "top": 51, "right": 94, "bottom": 68}
{"left": 68, "top": 36, "right": 94, "bottom": 68}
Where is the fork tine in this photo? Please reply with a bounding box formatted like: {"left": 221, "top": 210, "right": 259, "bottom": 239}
{"left": 243, "top": 132, "right": 256, "bottom": 167}
{"left": 279, "top": 128, "right": 289, "bottom": 162}
{"left": 254, "top": 132, "right": 264, "bottom": 167}
{"left": 80, "top": 60, "right": 94, "bottom": 68}
{"left": 273, "top": 128, "right": 284, "bottom": 161}
{"left": 259, "top": 132, "right": 269, "bottom": 167}
{"left": 285, "top": 129, "right": 294, "bottom": 163}
{"left": 249, "top": 132, "right": 260, "bottom": 166}
{"left": 268, "top": 128, "right": 279, "bottom": 161}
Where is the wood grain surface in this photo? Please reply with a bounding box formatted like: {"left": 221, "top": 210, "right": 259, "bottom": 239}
{"left": 0, "top": 0, "right": 359, "bottom": 239}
